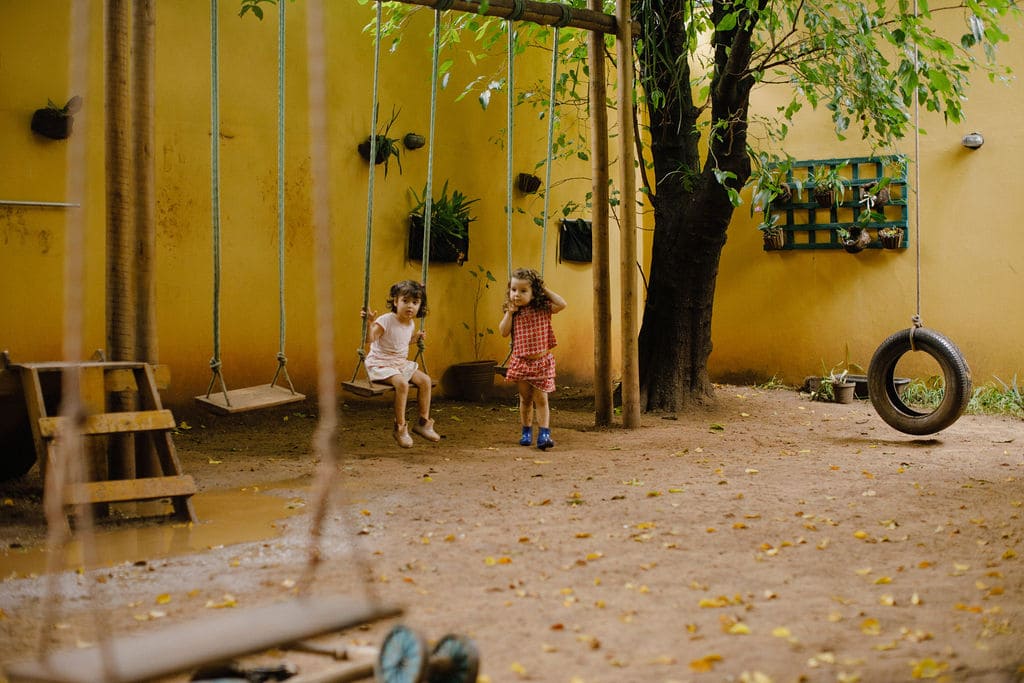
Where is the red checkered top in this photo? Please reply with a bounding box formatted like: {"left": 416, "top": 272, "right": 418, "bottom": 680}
{"left": 512, "top": 308, "right": 557, "bottom": 357}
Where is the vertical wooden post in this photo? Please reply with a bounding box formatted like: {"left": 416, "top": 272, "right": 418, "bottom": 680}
{"left": 615, "top": 0, "right": 641, "bottom": 428}
{"left": 588, "top": 0, "right": 612, "bottom": 426}
{"left": 106, "top": 0, "right": 136, "bottom": 477}
{"left": 133, "top": 0, "right": 160, "bottom": 477}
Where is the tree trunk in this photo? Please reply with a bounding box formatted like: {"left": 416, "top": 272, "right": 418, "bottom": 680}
{"left": 635, "top": 0, "right": 755, "bottom": 412}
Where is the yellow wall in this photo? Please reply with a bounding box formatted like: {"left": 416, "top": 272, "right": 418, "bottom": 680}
{"left": 1, "top": 1, "right": 609, "bottom": 407}
{"left": 709, "top": 18, "right": 1024, "bottom": 387}
{"left": 4, "top": 2, "right": 1019, "bottom": 409}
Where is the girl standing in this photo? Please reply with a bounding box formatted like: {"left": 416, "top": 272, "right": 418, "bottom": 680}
{"left": 362, "top": 280, "right": 441, "bottom": 448}
{"left": 498, "top": 268, "right": 567, "bottom": 450}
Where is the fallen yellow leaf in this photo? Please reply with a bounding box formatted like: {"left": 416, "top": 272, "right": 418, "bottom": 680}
{"left": 689, "top": 654, "right": 723, "bottom": 672}
{"left": 910, "top": 658, "right": 948, "bottom": 678}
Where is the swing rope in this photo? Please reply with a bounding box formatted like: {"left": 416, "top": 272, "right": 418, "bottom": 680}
{"left": 539, "top": 26, "right": 560, "bottom": 277}
{"left": 911, "top": 20, "right": 923, "bottom": 331}
{"left": 271, "top": 0, "right": 298, "bottom": 393}
{"left": 205, "top": 0, "right": 230, "bottom": 405}
{"left": 499, "top": 25, "right": 562, "bottom": 370}
{"left": 505, "top": 22, "right": 516, "bottom": 280}
{"left": 350, "top": 0, "right": 444, "bottom": 384}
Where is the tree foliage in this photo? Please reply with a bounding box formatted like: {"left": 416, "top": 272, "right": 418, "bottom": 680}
{"left": 358, "top": 0, "right": 1020, "bottom": 409}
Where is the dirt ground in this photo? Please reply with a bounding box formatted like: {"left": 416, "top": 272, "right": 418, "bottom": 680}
{"left": 1, "top": 384, "right": 1023, "bottom": 683}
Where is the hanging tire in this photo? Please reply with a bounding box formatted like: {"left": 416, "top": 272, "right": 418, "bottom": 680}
{"left": 868, "top": 327, "right": 972, "bottom": 435}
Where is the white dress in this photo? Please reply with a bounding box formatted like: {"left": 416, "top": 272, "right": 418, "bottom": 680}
{"left": 365, "top": 312, "right": 418, "bottom": 382}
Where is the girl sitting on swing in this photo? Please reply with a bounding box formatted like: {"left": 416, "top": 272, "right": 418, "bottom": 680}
{"left": 362, "top": 280, "right": 441, "bottom": 448}
{"left": 498, "top": 267, "right": 567, "bottom": 450}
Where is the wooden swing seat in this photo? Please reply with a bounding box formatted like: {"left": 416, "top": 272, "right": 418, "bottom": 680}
{"left": 340, "top": 379, "right": 394, "bottom": 397}
{"left": 3, "top": 595, "right": 401, "bottom": 683}
{"left": 195, "top": 384, "right": 306, "bottom": 415}
{"left": 340, "top": 378, "right": 438, "bottom": 398}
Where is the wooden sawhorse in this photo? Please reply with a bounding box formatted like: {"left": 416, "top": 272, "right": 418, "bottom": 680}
{"left": 3, "top": 354, "right": 196, "bottom": 523}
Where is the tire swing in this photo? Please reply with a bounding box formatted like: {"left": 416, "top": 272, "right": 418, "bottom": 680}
{"left": 866, "top": 70, "right": 971, "bottom": 435}
{"left": 341, "top": 0, "right": 447, "bottom": 398}
{"left": 495, "top": 12, "right": 565, "bottom": 376}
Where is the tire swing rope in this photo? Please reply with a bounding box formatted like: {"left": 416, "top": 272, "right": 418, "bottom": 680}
{"left": 866, "top": 6, "right": 971, "bottom": 435}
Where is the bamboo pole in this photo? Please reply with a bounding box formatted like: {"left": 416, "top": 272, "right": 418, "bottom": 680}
{"left": 387, "top": 0, "right": 620, "bottom": 34}
{"left": 588, "top": 0, "right": 612, "bottom": 426}
{"left": 615, "top": 0, "right": 641, "bottom": 428}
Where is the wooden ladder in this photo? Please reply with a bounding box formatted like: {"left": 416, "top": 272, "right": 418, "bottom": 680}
{"left": 12, "top": 359, "right": 197, "bottom": 523}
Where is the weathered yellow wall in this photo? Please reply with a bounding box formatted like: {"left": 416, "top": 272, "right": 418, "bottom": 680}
{"left": 710, "top": 18, "right": 1024, "bottom": 387}
{"left": 1, "top": 1, "right": 606, "bottom": 407}
{"left": 5, "top": 2, "right": 1020, "bottom": 410}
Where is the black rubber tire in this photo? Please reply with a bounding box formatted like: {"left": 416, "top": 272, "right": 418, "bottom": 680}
{"left": 868, "top": 327, "right": 972, "bottom": 435}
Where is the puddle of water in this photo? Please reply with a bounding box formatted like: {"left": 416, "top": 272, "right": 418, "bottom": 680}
{"left": 0, "top": 482, "right": 308, "bottom": 580}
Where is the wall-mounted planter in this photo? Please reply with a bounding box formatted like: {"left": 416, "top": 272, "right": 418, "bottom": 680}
{"left": 30, "top": 96, "right": 81, "bottom": 140}
{"left": 408, "top": 214, "right": 468, "bottom": 265}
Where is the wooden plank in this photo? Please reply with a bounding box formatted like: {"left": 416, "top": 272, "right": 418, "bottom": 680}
{"left": 102, "top": 364, "right": 170, "bottom": 392}
{"left": 38, "top": 410, "right": 175, "bottom": 438}
{"left": 340, "top": 379, "right": 393, "bottom": 397}
{"left": 3, "top": 596, "right": 401, "bottom": 683}
{"left": 64, "top": 475, "right": 196, "bottom": 507}
{"left": 195, "top": 384, "right": 306, "bottom": 415}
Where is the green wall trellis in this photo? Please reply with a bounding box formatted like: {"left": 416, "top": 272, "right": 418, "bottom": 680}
{"left": 767, "top": 156, "right": 909, "bottom": 251}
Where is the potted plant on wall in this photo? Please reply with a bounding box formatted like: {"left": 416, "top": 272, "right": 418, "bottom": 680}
{"left": 408, "top": 180, "right": 478, "bottom": 265}
{"left": 878, "top": 226, "right": 904, "bottom": 249}
{"left": 758, "top": 213, "right": 785, "bottom": 250}
{"left": 448, "top": 265, "right": 498, "bottom": 401}
{"left": 810, "top": 163, "right": 847, "bottom": 208}
{"left": 30, "top": 96, "right": 82, "bottom": 140}
{"left": 357, "top": 105, "right": 403, "bottom": 177}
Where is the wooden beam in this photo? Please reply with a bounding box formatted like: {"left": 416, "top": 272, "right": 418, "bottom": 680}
{"left": 64, "top": 474, "right": 196, "bottom": 507}
{"left": 38, "top": 410, "right": 176, "bottom": 438}
{"left": 387, "top": 0, "right": 621, "bottom": 35}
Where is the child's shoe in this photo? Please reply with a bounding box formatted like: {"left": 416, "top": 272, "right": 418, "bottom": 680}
{"left": 519, "top": 426, "right": 533, "bottom": 446}
{"left": 412, "top": 417, "right": 441, "bottom": 442}
{"left": 393, "top": 422, "right": 413, "bottom": 448}
{"left": 536, "top": 428, "right": 554, "bottom": 450}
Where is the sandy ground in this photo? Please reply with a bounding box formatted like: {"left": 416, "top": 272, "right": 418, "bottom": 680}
{"left": 1, "top": 384, "right": 1023, "bottom": 683}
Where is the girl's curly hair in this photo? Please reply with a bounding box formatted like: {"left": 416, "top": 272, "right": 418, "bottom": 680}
{"left": 387, "top": 280, "right": 428, "bottom": 317}
{"left": 504, "top": 267, "right": 552, "bottom": 311}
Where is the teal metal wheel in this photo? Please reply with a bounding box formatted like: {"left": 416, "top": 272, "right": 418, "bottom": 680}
{"left": 427, "top": 634, "right": 479, "bottom": 683}
{"left": 376, "top": 625, "right": 428, "bottom": 683}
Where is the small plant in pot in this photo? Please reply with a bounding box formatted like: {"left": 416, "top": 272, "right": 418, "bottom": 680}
{"left": 878, "top": 226, "right": 904, "bottom": 249}
{"left": 448, "top": 264, "right": 498, "bottom": 401}
{"left": 835, "top": 227, "right": 871, "bottom": 253}
{"left": 758, "top": 213, "right": 785, "bottom": 250}
{"left": 810, "top": 163, "right": 847, "bottom": 208}
{"left": 357, "top": 105, "right": 402, "bottom": 177}
{"left": 408, "top": 180, "right": 479, "bottom": 265}
{"left": 30, "top": 96, "right": 82, "bottom": 140}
